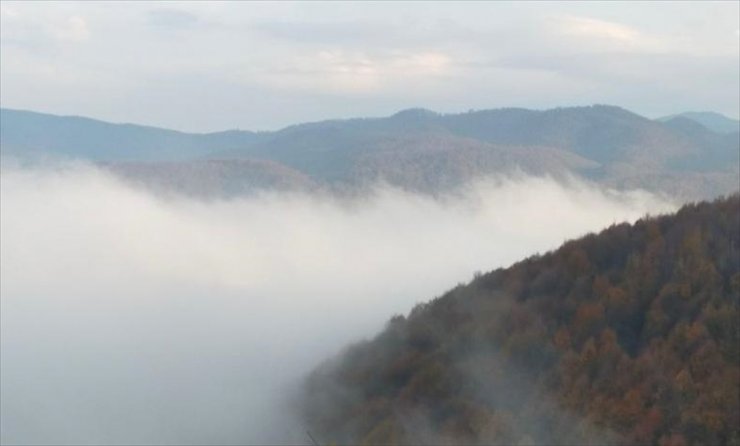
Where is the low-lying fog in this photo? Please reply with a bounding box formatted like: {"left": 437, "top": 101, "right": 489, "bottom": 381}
{"left": 0, "top": 162, "right": 674, "bottom": 445}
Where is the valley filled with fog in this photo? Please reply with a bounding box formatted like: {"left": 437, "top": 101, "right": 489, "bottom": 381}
{"left": 0, "top": 162, "right": 674, "bottom": 445}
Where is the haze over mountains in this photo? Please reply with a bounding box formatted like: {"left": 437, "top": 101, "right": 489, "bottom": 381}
{"left": 658, "top": 111, "right": 740, "bottom": 134}
{"left": 2, "top": 105, "right": 738, "bottom": 201}
{"left": 2, "top": 1, "right": 738, "bottom": 444}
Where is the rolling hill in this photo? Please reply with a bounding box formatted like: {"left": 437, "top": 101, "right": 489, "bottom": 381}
{"left": 2, "top": 106, "right": 738, "bottom": 200}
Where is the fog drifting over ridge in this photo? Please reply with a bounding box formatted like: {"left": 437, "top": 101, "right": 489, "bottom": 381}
{"left": 0, "top": 163, "right": 675, "bottom": 445}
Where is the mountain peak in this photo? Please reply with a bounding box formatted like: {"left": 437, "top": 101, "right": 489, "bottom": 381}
{"left": 657, "top": 111, "right": 739, "bottom": 134}
{"left": 390, "top": 108, "right": 439, "bottom": 120}
{"left": 661, "top": 115, "right": 711, "bottom": 134}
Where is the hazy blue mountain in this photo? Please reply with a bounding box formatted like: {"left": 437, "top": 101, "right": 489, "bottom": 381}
{"left": 0, "top": 108, "right": 263, "bottom": 161}
{"left": 218, "top": 104, "right": 738, "bottom": 199}
{"left": 2, "top": 105, "right": 738, "bottom": 201}
{"left": 222, "top": 104, "right": 737, "bottom": 171}
{"left": 658, "top": 111, "right": 740, "bottom": 134}
{"left": 659, "top": 116, "right": 740, "bottom": 172}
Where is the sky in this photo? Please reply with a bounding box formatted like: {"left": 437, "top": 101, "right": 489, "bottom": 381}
{"left": 1, "top": 1, "right": 738, "bottom": 132}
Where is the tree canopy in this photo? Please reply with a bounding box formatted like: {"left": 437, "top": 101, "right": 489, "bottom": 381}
{"left": 303, "top": 195, "right": 740, "bottom": 445}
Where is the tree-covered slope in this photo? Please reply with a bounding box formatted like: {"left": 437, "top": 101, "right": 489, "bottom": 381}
{"left": 304, "top": 195, "right": 740, "bottom": 445}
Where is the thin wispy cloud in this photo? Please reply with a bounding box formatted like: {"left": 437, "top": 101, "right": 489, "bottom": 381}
{"left": 258, "top": 49, "right": 453, "bottom": 94}
{"left": 555, "top": 15, "right": 643, "bottom": 46}
{"left": 147, "top": 8, "right": 200, "bottom": 30}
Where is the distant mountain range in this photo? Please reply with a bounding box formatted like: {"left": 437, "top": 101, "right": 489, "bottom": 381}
{"left": 2, "top": 106, "right": 738, "bottom": 201}
{"left": 658, "top": 111, "right": 740, "bottom": 134}
{"left": 0, "top": 108, "right": 262, "bottom": 161}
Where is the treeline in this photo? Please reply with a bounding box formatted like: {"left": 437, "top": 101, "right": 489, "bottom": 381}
{"left": 303, "top": 195, "right": 740, "bottom": 445}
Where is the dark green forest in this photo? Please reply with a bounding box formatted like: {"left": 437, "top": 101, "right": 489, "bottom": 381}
{"left": 304, "top": 195, "right": 740, "bottom": 445}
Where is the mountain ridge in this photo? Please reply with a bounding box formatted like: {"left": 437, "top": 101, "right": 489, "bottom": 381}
{"left": 0, "top": 108, "right": 262, "bottom": 161}
{"left": 658, "top": 111, "right": 739, "bottom": 134}
{"left": 2, "top": 105, "right": 738, "bottom": 201}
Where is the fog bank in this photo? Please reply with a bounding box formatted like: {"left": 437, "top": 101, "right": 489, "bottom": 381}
{"left": 0, "top": 163, "right": 674, "bottom": 445}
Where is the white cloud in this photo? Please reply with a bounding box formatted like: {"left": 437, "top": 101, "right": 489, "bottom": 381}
{"left": 557, "top": 15, "right": 641, "bottom": 44}
{"left": 0, "top": 163, "right": 674, "bottom": 444}
{"left": 0, "top": 3, "right": 19, "bottom": 19}
{"left": 56, "top": 15, "right": 90, "bottom": 42}
{"left": 0, "top": 6, "right": 90, "bottom": 46}
{"left": 549, "top": 14, "right": 673, "bottom": 54}
{"left": 255, "top": 50, "right": 453, "bottom": 94}
{"left": 147, "top": 8, "right": 200, "bottom": 30}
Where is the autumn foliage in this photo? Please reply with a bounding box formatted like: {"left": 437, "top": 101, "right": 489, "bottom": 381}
{"left": 304, "top": 195, "right": 740, "bottom": 445}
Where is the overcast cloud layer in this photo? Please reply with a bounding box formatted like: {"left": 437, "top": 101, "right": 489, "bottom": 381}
{"left": 1, "top": 1, "right": 738, "bottom": 131}
{"left": 0, "top": 164, "right": 675, "bottom": 445}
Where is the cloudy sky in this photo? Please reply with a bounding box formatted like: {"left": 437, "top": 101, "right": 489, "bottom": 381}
{"left": 1, "top": 1, "right": 738, "bottom": 132}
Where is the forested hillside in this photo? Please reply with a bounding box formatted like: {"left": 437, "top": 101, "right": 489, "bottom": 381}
{"left": 304, "top": 195, "right": 740, "bottom": 445}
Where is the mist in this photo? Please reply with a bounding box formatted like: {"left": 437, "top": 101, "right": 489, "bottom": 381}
{"left": 0, "top": 162, "right": 675, "bottom": 445}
